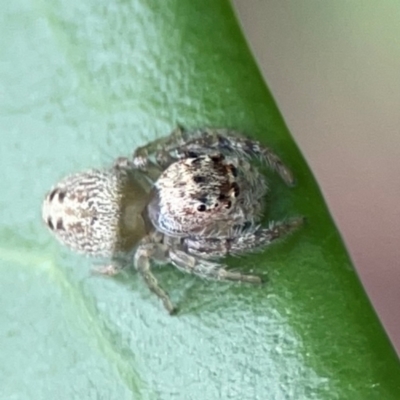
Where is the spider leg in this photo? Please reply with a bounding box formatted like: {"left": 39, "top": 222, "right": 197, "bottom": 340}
{"left": 113, "top": 156, "right": 163, "bottom": 183}
{"left": 91, "top": 261, "right": 125, "bottom": 276}
{"left": 177, "top": 128, "right": 295, "bottom": 186}
{"left": 132, "top": 127, "right": 293, "bottom": 185}
{"left": 155, "top": 149, "right": 178, "bottom": 169}
{"left": 185, "top": 217, "right": 305, "bottom": 258}
{"left": 132, "top": 126, "right": 186, "bottom": 168}
{"left": 90, "top": 251, "right": 137, "bottom": 276}
{"left": 134, "top": 236, "right": 177, "bottom": 314}
{"left": 168, "top": 248, "right": 262, "bottom": 284}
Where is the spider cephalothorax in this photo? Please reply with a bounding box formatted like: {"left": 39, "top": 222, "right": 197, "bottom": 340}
{"left": 147, "top": 152, "right": 263, "bottom": 238}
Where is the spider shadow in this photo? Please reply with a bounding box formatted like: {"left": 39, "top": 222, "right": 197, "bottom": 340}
{"left": 99, "top": 256, "right": 271, "bottom": 317}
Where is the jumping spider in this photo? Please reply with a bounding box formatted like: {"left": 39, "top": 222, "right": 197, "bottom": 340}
{"left": 42, "top": 127, "right": 303, "bottom": 314}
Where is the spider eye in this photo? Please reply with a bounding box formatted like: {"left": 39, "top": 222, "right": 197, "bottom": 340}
{"left": 193, "top": 175, "right": 205, "bottom": 183}
{"left": 231, "top": 182, "right": 240, "bottom": 197}
{"left": 225, "top": 201, "right": 232, "bottom": 209}
{"left": 210, "top": 154, "right": 225, "bottom": 162}
{"left": 197, "top": 204, "right": 207, "bottom": 212}
{"left": 186, "top": 151, "right": 198, "bottom": 158}
{"left": 229, "top": 165, "right": 238, "bottom": 177}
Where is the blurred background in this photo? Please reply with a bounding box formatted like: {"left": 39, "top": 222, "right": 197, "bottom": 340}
{"left": 233, "top": 0, "right": 400, "bottom": 353}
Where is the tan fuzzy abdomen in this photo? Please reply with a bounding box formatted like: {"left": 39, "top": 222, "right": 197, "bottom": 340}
{"left": 42, "top": 169, "right": 150, "bottom": 257}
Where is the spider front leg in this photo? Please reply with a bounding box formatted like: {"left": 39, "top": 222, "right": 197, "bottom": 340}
{"left": 113, "top": 156, "right": 163, "bottom": 183}
{"left": 178, "top": 128, "right": 295, "bottom": 186}
{"left": 185, "top": 217, "right": 305, "bottom": 258}
{"left": 134, "top": 236, "right": 177, "bottom": 314}
{"left": 168, "top": 248, "right": 262, "bottom": 284}
{"left": 155, "top": 149, "right": 178, "bottom": 170}
{"left": 132, "top": 127, "right": 186, "bottom": 169}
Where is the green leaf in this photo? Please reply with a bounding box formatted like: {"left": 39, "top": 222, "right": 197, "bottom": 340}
{"left": 1, "top": 0, "right": 399, "bottom": 399}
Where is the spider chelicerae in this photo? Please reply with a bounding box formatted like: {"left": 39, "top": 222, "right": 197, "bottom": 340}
{"left": 42, "top": 127, "right": 303, "bottom": 313}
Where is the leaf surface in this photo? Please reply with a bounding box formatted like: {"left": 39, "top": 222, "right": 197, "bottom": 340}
{"left": 1, "top": 1, "right": 399, "bottom": 399}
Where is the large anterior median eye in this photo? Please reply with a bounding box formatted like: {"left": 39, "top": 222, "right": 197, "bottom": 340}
{"left": 231, "top": 182, "right": 240, "bottom": 197}
{"left": 193, "top": 175, "right": 205, "bottom": 183}
{"left": 197, "top": 204, "right": 207, "bottom": 212}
